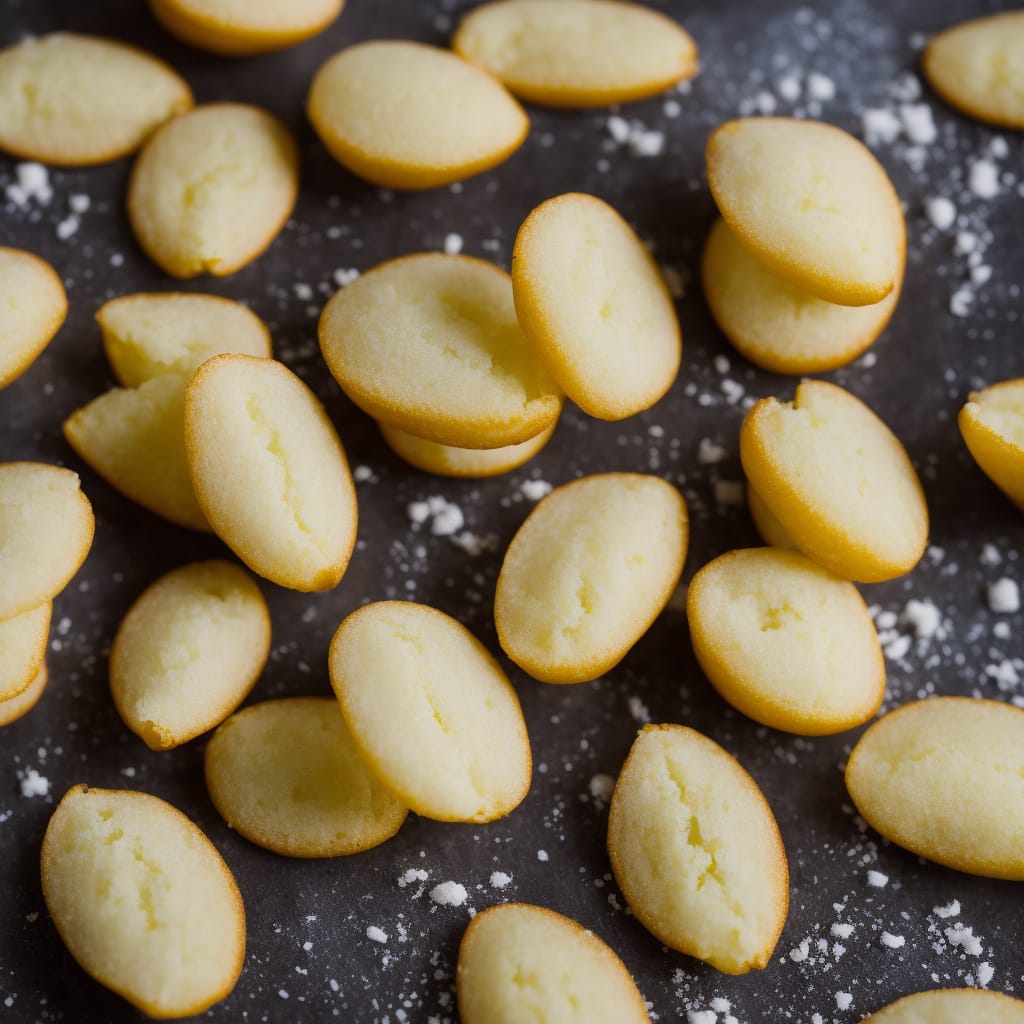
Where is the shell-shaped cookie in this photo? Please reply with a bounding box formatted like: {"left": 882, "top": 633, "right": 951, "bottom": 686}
{"left": 0, "top": 663, "right": 48, "bottom": 727}
{"left": 512, "top": 193, "right": 681, "bottom": 420}
{"left": 110, "top": 560, "right": 270, "bottom": 751}
{"left": 701, "top": 219, "right": 901, "bottom": 374}
{"left": 846, "top": 697, "right": 1024, "bottom": 880}
{"left": 608, "top": 724, "right": 788, "bottom": 974}
{"left": 923, "top": 12, "right": 1024, "bottom": 129}
{"left": 329, "top": 601, "right": 532, "bottom": 823}
{"left": 452, "top": 0, "right": 697, "bottom": 108}
{"left": 319, "top": 253, "right": 562, "bottom": 449}
{"left": 687, "top": 548, "right": 885, "bottom": 735}
{"left": 959, "top": 379, "right": 1024, "bottom": 508}
{"left": 184, "top": 354, "right": 358, "bottom": 592}
{"left": 457, "top": 903, "right": 649, "bottom": 1024}
{"left": 863, "top": 989, "right": 1024, "bottom": 1023}
{"left": 64, "top": 375, "right": 208, "bottom": 532}
{"left": 149, "top": 0, "right": 344, "bottom": 56}
{"left": 128, "top": 103, "right": 298, "bottom": 278}
{"left": 0, "top": 602, "right": 50, "bottom": 702}
{"left": 0, "top": 33, "right": 192, "bottom": 164}
{"left": 739, "top": 380, "right": 928, "bottom": 582}
{"left": 307, "top": 41, "right": 528, "bottom": 190}
{"left": 0, "top": 248, "right": 66, "bottom": 389}
{"left": 495, "top": 473, "right": 688, "bottom": 684}
{"left": 379, "top": 421, "right": 556, "bottom": 478}
{"left": 706, "top": 118, "right": 905, "bottom": 306}
{"left": 41, "top": 785, "right": 245, "bottom": 1018}
{"left": 205, "top": 697, "right": 408, "bottom": 857}
{"left": 0, "top": 463, "right": 94, "bottom": 620}
{"left": 97, "top": 293, "right": 271, "bottom": 388}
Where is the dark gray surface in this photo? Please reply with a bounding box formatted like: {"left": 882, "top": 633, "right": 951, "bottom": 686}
{"left": 1, "top": 1, "right": 1023, "bottom": 1021}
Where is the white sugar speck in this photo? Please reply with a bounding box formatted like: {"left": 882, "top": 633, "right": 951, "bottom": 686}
{"left": 489, "top": 871, "right": 512, "bottom": 889}
{"left": 969, "top": 160, "right": 1000, "bottom": 199}
{"left": 925, "top": 197, "right": 956, "bottom": 231}
{"left": 836, "top": 992, "right": 853, "bottom": 1011}
{"left": 866, "top": 870, "right": 888, "bottom": 888}
{"left": 443, "top": 232, "right": 463, "bottom": 255}
{"left": 520, "top": 479, "right": 552, "bottom": 501}
{"left": 19, "top": 769, "right": 49, "bottom": 798}
{"left": 430, "top": 881, "right": 468, "bottom": 907}
{"left": 880, "top": 932, "right": 905, "bottom": 949}
{"left": 933, "top": 899, "right": 961, "bottom": 919}
{"left": 987, "top": 578, "right": 1019, "bottom": 614}
{"left": 366, "top": 925, "right": 388, "bottom": 944}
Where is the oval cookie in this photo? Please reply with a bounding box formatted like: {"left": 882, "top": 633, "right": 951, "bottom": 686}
{"left": 707, "top": 118, "right": 905, "bottom": 306}
{"left": 41, "top": 785, "right": 245, "bottom": 1018}
{"left": 97, "top": 293, "right": 272, "bottom": 388}
{"left": 512, "top": 192, "right": 681, "bottom": 420}
{"left": 0, "top": 602, "right": 51, "bottom": 702}
{"left": 205, "top": 697, "right": 408, "bottom": 857}
{"left": 184, "top": 355, "right": 358, "bottom": 592}
{"left": 495, "top": 473, "right": 688, "bottom": 684}
{"left": 0, "top": 663, "right": 48, "bottom": 728}
{"left": 0, "top": 463, "right": 94, "bottom": 621}
{"left": 329, "top": 602, "right": 532, "bottom": 823}
{"left": 702, "top": 218, "right": 901, "bottom": 374}
{"left": 846, "top": 697, "right": 1024, "bottom": 880}
{"left": 608, "top": 724, "right": 788, "bottom": 974}
{"left": 319, "top": 253, "right": 562, "bottom": 449}
{"left": 452, "top": 0, "right": 698, "bottom": 108}
{"left": 110, "top": 560, "right": 270, "bottom": 751}
{"left": 149, "top": 0, "right": 344, "bottom": 56}
{"left": 0, "top": 33, "right": 192, "bottom": 164}
{"left": 687, "top": 548, "right": 885, "bottom": 735}
{"left": 923, "top": 12, "right": 1024, "bottom": 129}
{"left": 0, "top": 248, "right": 66, "bottom": 389}
{"left": 307, "top": 40, "right": 528, "bottom": 190}
{"left": 64, "top": 375, "right": 208, "bottom": 532}
{"left": 380, "top": 421, "right": 556, "bottom": 478}
{"left": 739, "top": 380, "right": 928, "bottom": 583}
{"left": 457, "top": 903, "right": 649, "bottom": 1024}
{"left": 864, "top": 989, "right": 1024, "bottom": 1023}
{"left": 959, "top": 379, "right": 1024, "bottom": 508}
{"left": 128, "top": 103, "right": 298, "bottom": 278}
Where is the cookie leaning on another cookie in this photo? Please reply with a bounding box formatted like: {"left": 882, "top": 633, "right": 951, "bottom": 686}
{"left": 308, "top": 41, "right": 528, "bottom": 190}
{"left": 457, "top": 902, "right": 650, "bottom": 1024}
{"left": 707, "top": 117, "right": 905, "bottom": 306}
{"left": 0, "top": 602, "right": 51, "bottom": 703}
{"left": 608, "top": 723, "right": 788, "bottom": 974}
{"left": 0, "top": 33, "right": 192, "bottom": 164}
{"left": 453, "top": 0, "right": 697, "bottom": 108}
{"left": 0, "top": 663, "right": 48, "bottom": 728}
{"left": 0, "top": 248, "right": 67, "bottom": 389}
{"left": 205, "top": 697, "right": 408, "bottom": 858}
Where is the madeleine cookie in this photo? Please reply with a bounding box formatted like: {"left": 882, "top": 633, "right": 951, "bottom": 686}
{"left": 512, "top": 193, "right": 681, "bottom": 420}
{"left": 0, "top": 602, "right": 50, "bottom": 702}
{"left": 128, "top": 103, "right": 298, "bottom": 278}
{"left": 110, "top": 561, "right": 270, "bottom": 751}
{"left": 0, "top": 463, "right": 93, "bottom": 621}
{"left": 846, "top": 697, "right": 1024, "bottom": 880}
{"left": 0, "top": 33, "right": 192, "bottom": 165}
{"left": 864, "top": 989, "right": 1024, "bottom": 1023}
{"left": 41, "top": 785, "right": 245, "bottom": 1018}
{"left": 307, "top": 41, "right": 528, "bottom": 190}
{"left": 457, "top": 903, "right": 649, "bottom": 1024}
{"left": 319, "top": 254, "right": 562, "bottom": 449}
{"left": 707, "top": 118, "right": 905, "bottom": 306}
{"left": 149, "top": 0, "right": 345, "bottom": 56}
{"left": 97, "top": 293, "right": 271, "bottom": 388}
{"left": 452, "top": 0, "right": 697, "bottom": 108}
{"left": 185, "top": 355, "right": 358, "bottom": 592}
{"left": 64, "top": 375, "right": 208, "bottom": 532}
{"left": 687, "top": 548, "right": 885, "bottom": 735}
{"left": 0, "top": 248, "right": 66, "bottom": 389}
{"left": 495, "top": 473, "right": 688, "bottom": 684}
{"left": 379, "top": 422, "right": 556, "bottom": 478}
{"left": 702, "top": 219, "right": 902, "bottom": 374}
{"left": 747, "top": 485, "right": 796, "bottom": 549}
{"left": 959, "top": 379, "right": 1024, "bottom": 508}
{"left": 329, "top": 602, "right": 532, "bottom": 823}
{"left": 924, "top": 13, "right": 1024, "bottom": 129}
{"left": 608, "top": 724, "right": 788, "bottom": 974}
{"left": 740, "top": 380, "right": 928, "bottom": 583}
{"left": 205, "top": 697, "right": 408, "bottom": 858}
{"left": 0, "top": 663, "right": 48, "bottom": 727}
